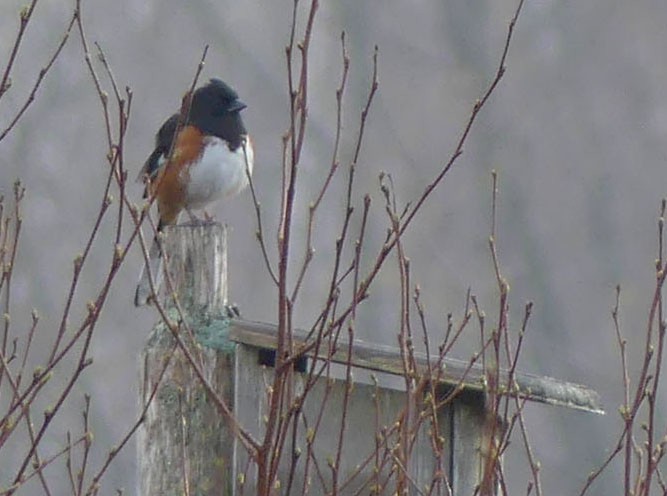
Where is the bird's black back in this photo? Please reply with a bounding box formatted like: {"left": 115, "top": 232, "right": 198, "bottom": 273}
{"left": 143, "top": 113, "right": 179, "bottom": 182}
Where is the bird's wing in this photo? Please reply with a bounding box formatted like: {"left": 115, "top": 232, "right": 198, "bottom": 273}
{"left": 137, "top": 113, "right": 181, "bottom": 183}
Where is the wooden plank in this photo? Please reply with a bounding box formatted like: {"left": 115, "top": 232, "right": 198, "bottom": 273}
{"left": 450, "top": 390, "right": 486, "bottom": 494}
{"left": 232, "top": 342, "right": 453, "bottom": 494}
{"left": 227, "top": 320, "right": 604, "bottom": 414}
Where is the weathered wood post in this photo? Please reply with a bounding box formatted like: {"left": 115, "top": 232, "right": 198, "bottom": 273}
{"left": 137, "top": 224, "right": 604, "bottom": 495}
{"left": 138, "top": 223, "right": 237, "bottom": 495}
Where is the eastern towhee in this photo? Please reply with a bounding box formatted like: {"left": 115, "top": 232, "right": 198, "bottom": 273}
{"left": 134, "top": 78, "right": 253, "bottom": 306}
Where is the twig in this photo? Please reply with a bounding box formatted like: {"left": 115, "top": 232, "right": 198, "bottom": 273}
{"left": 0, "top": 0, "right": 38, "bottom": 100}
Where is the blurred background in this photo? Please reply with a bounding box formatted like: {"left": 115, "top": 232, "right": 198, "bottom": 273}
{"left": 2, "top": 0, "right": 666, "bottom": 493}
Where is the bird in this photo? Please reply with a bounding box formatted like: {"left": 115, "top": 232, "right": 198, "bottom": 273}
{"left": 134, "top": 78, "right": 254, "bottom": 307}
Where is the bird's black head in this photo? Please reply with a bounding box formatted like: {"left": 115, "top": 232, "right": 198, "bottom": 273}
{"left": 190, "top": 78, "right": 246, "bottom": 117}
{"left": 186, "top": 78, "right": 248, "bottom": 148}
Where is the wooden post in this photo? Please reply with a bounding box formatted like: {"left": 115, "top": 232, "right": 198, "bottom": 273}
{"left": 138, "top": 223, "right": 236, "bottom": 496}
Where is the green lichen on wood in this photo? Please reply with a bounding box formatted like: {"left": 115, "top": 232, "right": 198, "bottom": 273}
{"left": 193, "top": 311, "right": 236, "bottom": 353}
{"left": 146, "top": 305, "right": 236, "bottom": 353}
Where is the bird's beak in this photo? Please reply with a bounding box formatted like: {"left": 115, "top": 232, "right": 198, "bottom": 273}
{"left": 229, "top": 99, "right": 247, "bottom": 112}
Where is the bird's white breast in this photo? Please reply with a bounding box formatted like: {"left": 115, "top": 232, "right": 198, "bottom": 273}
{"left": 183, "top": 136, "right": 254, "bottom": 210}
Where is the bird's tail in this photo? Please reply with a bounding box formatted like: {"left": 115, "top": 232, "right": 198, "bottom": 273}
{"left": 134, "top": 234, "right": 164, "bottom": 307}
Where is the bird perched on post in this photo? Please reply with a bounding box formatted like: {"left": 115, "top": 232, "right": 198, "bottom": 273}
{"left": 134, "top": 78, "right": 253, "bottom": 306}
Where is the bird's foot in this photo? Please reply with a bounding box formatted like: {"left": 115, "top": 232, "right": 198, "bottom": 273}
{"left": 185, "top": 208, "right": 202, "bottom": 224}
{"left": 182, "top": 208, "right": 216, "bottom": 227}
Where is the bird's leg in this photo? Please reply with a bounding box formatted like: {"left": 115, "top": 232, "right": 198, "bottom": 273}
{"left": 185, "top": 208, "right": 203, "bottom": 225}
{"left": 184, "top": 208, "right": 215, "bottom": 226}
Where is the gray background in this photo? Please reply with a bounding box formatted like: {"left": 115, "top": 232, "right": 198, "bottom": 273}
{"left": 1, "top": 0, "right": 664, "bottom": 493}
